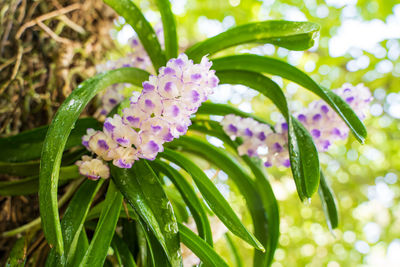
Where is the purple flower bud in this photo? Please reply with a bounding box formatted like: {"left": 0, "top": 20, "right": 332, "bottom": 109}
{"left": 145, "top": 99, "right": 154, "bottom": 108}
{"left": 191, "top": 73, "right": 202, "bottom": 80}
{"left": 283, "top": 159, "right": 291, "bottom": 167}
{"left": 346, "top": 96, "right": 354, "bottom": 103}
{"left": 281, "top": 123, "right": 288, "bottom": 131}
{"left": 228, "top": 124, "right": 238, "bottom": 133}
{"left": 264, "top": 161, "right": 272, "bottom": 167}
{"left": 148, "top": 141, "right": 160, "bottom": 153}
{"left": 109, "top": 98, "right": 117, "bottom": 105}
{"left": 126, "top": 116, "right": 140, "bottom": 125}
{"left": 273, "top": 142, "right": 283, "bottom": 152}
{"left": 98, "top": 139, "right": 109, "bottom": 150}
{"left": 297, "top": 114, "right": 306, "bottom": 122}
{"left": 143, "top": 82, "right": 155, "bottom": 92}
{"left": 258, "top": 131, "right": 266, "bottom": 141}
{"left": 312, "top": 114, "right": 322, "bottom": 121}
{"left": 164, "top": 82, "right": 172, "bottom": 92}
{"left": 164, "top": 67, "right": 175, "bottom": 74}
{"left": 244, "top": 128, "right": 253, "bottom": 137}
{"left": 321, "top": 105, "right": 329, "bottom": 113}
{"left": 104, "top": 121, "right": 115, "bottom": 132}
{"left": 311, "top": 129, "right": 321, "bottom": 138}
{"left": 175, "top": 58, "right": 184, "bottom": 66}
{"left": 116, "top": 159, "right": 132, "bottom": 169}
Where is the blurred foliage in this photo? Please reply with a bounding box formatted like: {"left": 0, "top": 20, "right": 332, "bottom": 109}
{"left": 109, "top": 0, "right": 399, "bottom": 266}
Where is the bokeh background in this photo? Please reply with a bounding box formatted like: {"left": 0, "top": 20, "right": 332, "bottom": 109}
{"left": 106, "top": 0, "right": 400, "bottom": 266}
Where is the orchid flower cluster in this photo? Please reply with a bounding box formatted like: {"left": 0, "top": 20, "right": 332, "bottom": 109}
{"left": 76, "top": 54, "right": 219, "bottom": 180}
{"left": 94, "top": 26, "right": 163, "bottom": 118}
{"left": 221, "top": 83, "right": 372, "bottom": 168}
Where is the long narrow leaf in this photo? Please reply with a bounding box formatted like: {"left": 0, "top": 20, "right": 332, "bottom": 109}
{"left": 318, "top": 170, "right": 339, "bottom": 230}
{"left": 79, "top": 181, "right": 123, "bottom": 267}
{"left": 160, "top": 149, "right": 264, "bottom": 251}
{"left": 0, "top": 118, "right": 101, "bottom": 163}
{"left": 5, "top": 236, "right": 26, "bottom": 267}
{"left": 112, "top": 234, "right": 137, "bottom": 267}
{"left": 212, "top": 54, "right": 367, "bottom": 143}
{"left": 151, "top": 159, "right": 213, "bottom": 245}
{"left": 186, "top": 21, "right": 320, "bottom": 62}
{"left": 39, "top": 67, "right": 148, "bottom": 254}
{"left": 0, "top": 165, "right": 79, "bottom": 196}
{"left": 215, "top": 70, "right": 319, "bottom": 199}
{"left": 179, "top": 223, "right": 229, "bottom": 267}
{"left": 188, "top": 120, "right": 280, "bottom": 266}
{"left": 104, "top": 0, "right": 166, "bottom": 70}
{"left": 225, "top": 233, "right": 243, "bottom": 267}
{"left": 155, "top": 0, "right": 178, "bottom": 59}
{"left": 166, "top": 137, "right": 270, "bottom": 257}
{"left": 46, "top": 179, "right": 103, "bottom": 267}
{"left": 111, "top": 160, "right": 182, "bottom": 266}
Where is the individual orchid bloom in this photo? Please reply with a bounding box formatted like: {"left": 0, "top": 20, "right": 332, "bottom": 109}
{"left": 104, "top": 114, "right": 141, "bottom": 148}
{"left": 76, "top": 156, "right": 110, "bottom": 180}
{"left": 108, "top": 146, "right": 139, "bottom": 169}
{"left": 88, "top": 131, "right": 118, "bottom": 161}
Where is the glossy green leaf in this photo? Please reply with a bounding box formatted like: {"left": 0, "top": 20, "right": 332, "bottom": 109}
{"left": 212, "top": 54, "right": 367, "bottom": 143}
{"left": 111, "top": 160, "right": 182, "bottom": 266}
{"left": 0, "top": 165, "right": 79, "bottom": 196}
{"left": 5, "top": 236, "right": 26, "bottom": 267}
{"left": 179, "top": 223, "right": 229, "bottom": 267}
{"left": 39, "top": 67, "right": 148, "bottom": 254}
{"left": 240, "top": 155, "right": 279, "bottom": 267}
{"left": 186, "top": 21, "right": 320, "bottom": 62}
{"left": 104, "top": 0, "right": 166, "bottom": 71}
{"left": 189, "top": 119, "right": 280, "bottom": 266}
{"left": 46, "top": 179, "right": 103, "bottom": 267}
{"left": 79, "top": 181, "right": 123, "bottom": 267}
{"left": 0, "top": 118, "right": 100, "bottom": 163}
{"left": 0, "top": 160, "right": 39, "bottom": 177}
{"left": 68, "top": 230, "right": 89, "bottom": 267}
{"left": 225, "top": 233, "right": 244, "bottom": 267}
{"left": 112, "top": 234, "right": 137, "bottom": 267}
{"left": 164, "top": 186, "right": 190, "bottom": 223}
{"left": 150, "top": 159, "right": 213, "bottom": 245}
{"left": 197, "top": 102, "right": 272, "bottom": 126}
{"left": 215, "top": 70, "right": 320, "bottom": 199}
{"left": 160, "top": 148, "right": 264, "bottom": 251}
{"left": 318, "top": 170, "right": 339, "bottom": 230}
{"left": 155, "top": 0, "right": 178, "bottom": 59}
{"left": 167, "top": 136, "right": 270, "bottom": 259}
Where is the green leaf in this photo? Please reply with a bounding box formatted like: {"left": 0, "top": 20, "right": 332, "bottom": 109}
{"left": 112, "top": 234, "right": 137, "bottom": 267}
{"left": 318, "top": 170, "right": 339, "bottom": 230}
{"left": 225, "top": 233, "right": 243, "bottom": 267}
{"left": 197, "top": 102, "right": 272, "bottom": 126}
{"left": 240, "top": 155, "right": 279, "bottom": 267}
{"left": 179, "top": 223, "right": 229, "bottom": 267}
{"left": 150, "top": 159, "right": 213, "bottom": 246}
{"left": 155, "top": 0, "right": 178, "bottom": 59}
{"left": 46, "top": 179, "right": 104, "bottom": 267}
{"left": 186, "top": 21, "right": 320, "bottom": 62}
{"left": 68, "top": 230, "right": 89, "bottom": 267}
{"left": 0, "top": 160, "right": 39, "bottom": 177}
{"left": 212, "top": 54, "right": 367, "bottom": 143}
{"left": 39, "top": 67, "right": 148, "bottom": 254}
{"left": 0, "top": 165, "right": 79, "bottom": 196}
{"left": 166, "top": 138, "right": 270, "bottom": 255}
{"left": 189, "top": 119, "right": 280, "bottom": 266}
{"left": 79, "top": 181, "right": 123, "bottom": 267}
{"left": 104, "top": 0, "right": 166, "bottom": 71}
{"left": 163, "top": 186, "right": 190, "bottom": 223}
{"left": 0, "top": 118, "right": 100, "bottom": 163}
{"left": 215, "top": 70, "right": 320, "bottom": 199}
{"left": 111, "top": 160, "right": 182, "bottom": 266}
{"left": 160, "top": 148, "right": 264, "bottom": 251}
{"left": 5, "top": 236, "right": 26, "bottom": 267}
